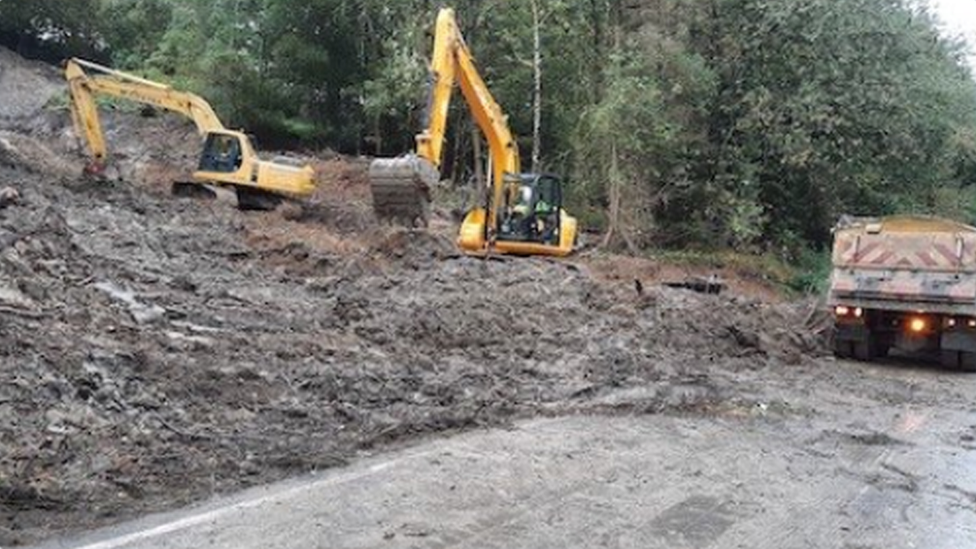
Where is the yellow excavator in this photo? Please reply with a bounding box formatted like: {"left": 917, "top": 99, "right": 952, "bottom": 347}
{"left": 369, "top": 8, "right": 578, "bottom": 257}
{"left": 65, "top": 58, "right": 315, "bottom": 209}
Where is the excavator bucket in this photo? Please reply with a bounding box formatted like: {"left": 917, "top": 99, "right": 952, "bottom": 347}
{"left": 369, "top": 155, "right": 438, "bottom": 228}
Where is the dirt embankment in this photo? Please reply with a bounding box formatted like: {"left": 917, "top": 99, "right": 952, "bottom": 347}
{"left": 0, "top": 47, "right": 827, "bottom": 546}
{"left": 0, "top": 48, "right": 61, "bottom": 122}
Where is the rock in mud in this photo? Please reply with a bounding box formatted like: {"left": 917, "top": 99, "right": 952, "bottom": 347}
{"left": 94, "top": 281, "right": 167, "bottom": 325}
{"left": 0, "top": 185, "right": 19, "bottom": 208}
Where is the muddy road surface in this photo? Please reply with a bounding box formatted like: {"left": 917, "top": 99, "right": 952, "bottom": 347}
{"left": 31, "top": 356, "right": 976, "bottom": 549}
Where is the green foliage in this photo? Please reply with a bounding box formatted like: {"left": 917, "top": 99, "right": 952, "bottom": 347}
{"left": 98, "top": 0, "right": 173, "bottom": 69}
{"left": 686, "top": 0, "right": 976, "bottom": 251}
{"left": 573, "top": 46, "right": 681, "bottom": 249}
{"left": 649, "top": 248, "right": 796, "bottom": 290}
{"left": 0, "top": 0, "right": 104, "bottom": 60}
{"left": 360, "top": 28, "right": 429, "bottom": 155}
{"left": 786, "top": 248, "right": 833, "bottom": 296}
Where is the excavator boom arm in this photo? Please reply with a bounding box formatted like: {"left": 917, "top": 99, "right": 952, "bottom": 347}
{"left": 374, "top": 8, "right": 520, "bottom": 231}
{"left": 419, "top": 9, "right": 520, "bottom": 220}
{"left": 65, "top": 58, "right": 227, "bottom": 168}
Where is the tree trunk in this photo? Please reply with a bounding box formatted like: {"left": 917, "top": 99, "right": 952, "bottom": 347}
{"left": 601, "top": 19, "right": 637, "bottom": 255}
{"left": 451, "top": 114, "right": 464, "bottom": 185}
{"left": 602, "top": 139, "right": 619, "bottom": 248}
{"left": 605, "top": 145, "right": 638, "bottom": 255}
{"left": 472, "top": 127, "right": 484, "bottom": 188}
{"left": 470, "top": 126, "right": 485, "bottom": 211}
{"left": 530, "top": 0, "right": 543, "bottom": 171}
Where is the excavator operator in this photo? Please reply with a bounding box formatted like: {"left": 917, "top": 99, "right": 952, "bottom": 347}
{"left": 534, "top": 191, "right": 556, "bottom": 242}
{"left": 512, "top": 185, "right": 533, "bottom": 216}
{"left": 506, "top": 183, "right": 556, "bottom": 243}
{"left": 509, "top": 185, "right": 536, "bottom": 238}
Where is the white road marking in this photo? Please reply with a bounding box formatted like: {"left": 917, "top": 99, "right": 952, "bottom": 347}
{"left": 73, "top": 449, "right": 438, "bottom": 549}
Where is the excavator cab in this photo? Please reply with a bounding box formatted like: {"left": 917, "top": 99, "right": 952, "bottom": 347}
{"left": 498, "top": 174, "right": 563, "bottom": 245}
{"left": 197, "top": 132, "right": 244, "bottom": 173}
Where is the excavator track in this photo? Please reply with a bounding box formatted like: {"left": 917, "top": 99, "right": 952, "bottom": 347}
{"left": 369, "top": 155, "right": 438, "bottom": 228}
{"left": 235, "top": 185, "right": 284, "bottom": 211}
{"left": 171, "top": 182, "right": 283, "bottom": 211}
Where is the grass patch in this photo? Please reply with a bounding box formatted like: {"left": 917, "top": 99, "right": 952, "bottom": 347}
{"left": 641, "top": 248, "right": 830, "bottom": 297}
{"left": 785, "top": 248, "right": 832, "bottom": 296}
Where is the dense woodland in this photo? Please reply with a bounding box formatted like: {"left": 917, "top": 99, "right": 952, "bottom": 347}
{"left": 2, "top": 0, "right": 976, "bottom": 258}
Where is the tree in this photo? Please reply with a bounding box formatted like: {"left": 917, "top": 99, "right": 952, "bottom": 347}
{"left": 52, "top": 0, "right": 976, "bottom": 255}
{"left": 99, "top": 0, "right": 174, "bottom": 69}
{"left": 574, "top": 45, "right": 682, "bottom": 251}
{"left": 0, "top": 0, "right": 104, "bottom": 62}
{"left": 687, "top": 0, "right": 976, "bottom": 250}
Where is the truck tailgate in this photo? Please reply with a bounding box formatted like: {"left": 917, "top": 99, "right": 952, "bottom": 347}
{"left": 831, "top": 229, "right": 976, "bottom": 306}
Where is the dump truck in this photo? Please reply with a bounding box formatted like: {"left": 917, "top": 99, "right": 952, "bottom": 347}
{"left": 829, "top": 215, "right": 976, "bottom": 370}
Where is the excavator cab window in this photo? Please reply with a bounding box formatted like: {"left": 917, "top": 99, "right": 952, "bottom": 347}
{"left": 532, "top": 175, "right": 562, "bottom": 244}
{"left": 198, "top": 133, "right": 243, "bottom": 174}
{"left": 498, "top": 174, "right": 562, "bottom": 244}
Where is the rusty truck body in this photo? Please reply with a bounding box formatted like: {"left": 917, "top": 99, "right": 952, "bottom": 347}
{"left": 828, "top": 215, "right": 976, "bottom": 370}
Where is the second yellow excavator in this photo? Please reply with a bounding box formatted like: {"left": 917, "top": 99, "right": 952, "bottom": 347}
{"left": 369, "top": 8, "right": 578, "bottom": 257}
{"left": 65, "top": 58, "right": 315, "bottom": 209}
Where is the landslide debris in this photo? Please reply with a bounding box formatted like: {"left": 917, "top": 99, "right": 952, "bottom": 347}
{"left": 0, "top": 46, "right": 827, "bottom": 546}
{"left": 0, "top": 48, "right": 61, "bottom": 121}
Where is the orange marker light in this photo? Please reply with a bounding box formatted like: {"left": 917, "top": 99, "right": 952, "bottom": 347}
{"left": 909, "top": 317, "right": 927, "bottom": 333}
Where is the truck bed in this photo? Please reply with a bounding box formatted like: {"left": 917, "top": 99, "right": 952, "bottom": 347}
{"left": 830, "top": 216, "right": 976, "bottom": 314}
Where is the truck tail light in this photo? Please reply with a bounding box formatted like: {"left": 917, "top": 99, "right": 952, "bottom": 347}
{"left": 834, "top": 306, "right": 863, "bottom": 318}
{"left": 951, "top": 317, "right": 976, "bottom": 329}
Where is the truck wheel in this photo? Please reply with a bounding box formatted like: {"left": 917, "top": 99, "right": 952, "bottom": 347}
{"left": 834, "top": 340, "right": 854, "bottom": 359}
{"left": 939, "top": 350, "right": 976, "bottom": 371}
{"left": 853, "top": 342, "right": 875, "bottom": 361}
{"left": 959, "top": 351, "right": 976, "bottom": 372}
{"left": 875, "top": 341, "right": 891, "bottom": 358}
{"left": 852, "top": 333, "right": 878, "bottom": 361}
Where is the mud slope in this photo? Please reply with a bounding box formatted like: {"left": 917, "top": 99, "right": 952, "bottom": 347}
{"left": 0, "top": 48, "right": 61, "bottom": 121}
{"left": 0, "top": 145, "right": 823, "bottom": 545}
